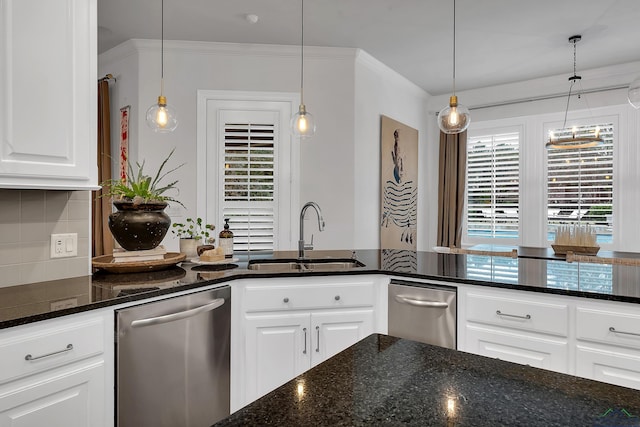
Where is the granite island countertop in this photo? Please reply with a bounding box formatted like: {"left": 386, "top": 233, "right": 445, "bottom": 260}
{"left": 2, "top": 248, "right": 640, "bottom": 329}
{"left": 215, "top": 334, "right": 640, "bottom": 427}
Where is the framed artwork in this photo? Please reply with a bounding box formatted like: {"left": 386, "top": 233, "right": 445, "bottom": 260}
{"left": 119, "top": 105, "right": 130, "bottom": 181}
{"left": 380, "top": 115, "right": 418, "bottom": 250}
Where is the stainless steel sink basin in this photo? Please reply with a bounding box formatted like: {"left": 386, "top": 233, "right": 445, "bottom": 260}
{"left": 247, "top": 258, "right": 365, "bottom": 272}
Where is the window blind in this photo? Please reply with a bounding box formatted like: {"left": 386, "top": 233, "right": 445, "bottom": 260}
{"left": 547, "top": 123, "right": 613, "bottom": 244}
{"left": 222, "top": 122, "right": 276, "bottom": 252}
{"left": 467, "top": 132, "right": 520, "bottom": 239}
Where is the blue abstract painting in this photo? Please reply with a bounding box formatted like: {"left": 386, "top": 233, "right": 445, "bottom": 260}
{"left": 380, "top": 116, "right": 418, "bottom": 250}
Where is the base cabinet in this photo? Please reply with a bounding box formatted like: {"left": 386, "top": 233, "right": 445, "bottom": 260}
{"left": 0, "top": 360, "right": 105, "bottom": 427}
{"left": 465, "top": 324, "right": 568, "bottom": 372}
{"left": 0, "top": 310, "right": 112, "bottom": 427}
{"left": 232, "top": 275, "right": 387, "bottom": 412}
{"left": 243, "top": 310, "right": 374, "bottom": 407}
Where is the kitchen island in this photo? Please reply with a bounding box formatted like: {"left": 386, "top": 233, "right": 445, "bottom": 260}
{"left": 216, "top": 334, "right": 640, "bottom": 426}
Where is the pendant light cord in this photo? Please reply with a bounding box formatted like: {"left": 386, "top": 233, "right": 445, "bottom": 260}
{"left": 452, "top": 0, "right": 456, "bottom": 95}
{"left": 300, "top": 0, "right": 305, "bottom": 104}
{"left": 160, "top": 0, "right": 165, "bottom": 97}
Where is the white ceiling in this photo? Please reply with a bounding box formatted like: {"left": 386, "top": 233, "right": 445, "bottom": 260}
{"left": 98, "top": 0, "right": 640, "bottom": 96}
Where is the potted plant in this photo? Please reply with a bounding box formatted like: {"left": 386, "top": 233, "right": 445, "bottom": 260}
{"left": 101, "top": 149, "right": 184, "bottom": 251}
{"left": 171, "top": 218, "right": 215, "bottom": 258}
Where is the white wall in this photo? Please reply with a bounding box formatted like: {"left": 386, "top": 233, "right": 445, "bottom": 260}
{"left": 353, "top": 51, "right": 432, "bottom": 250}
{"left": 100, "top": 40, "right": 373, "bottom": 250}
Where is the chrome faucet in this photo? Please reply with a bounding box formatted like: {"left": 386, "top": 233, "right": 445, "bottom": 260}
{"left": 298, "top": 202, "right": 325, "bottom": 258}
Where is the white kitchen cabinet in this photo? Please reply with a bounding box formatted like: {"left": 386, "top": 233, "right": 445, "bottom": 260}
{"left": 574, "top": 300, "right": 640, "bottom": 389}
{"left": 244, "top": 309, "right": 374, "bottom": 405}
{"left": 0, "top": 310, "right": 113, "bottom": 427}
{"left": 0, "top": 0, "right": 98, "bottom": 189}
{"left": 232, "top": 275, "right": 388, "bottom": 411}
{"left": 458, "top": 285, "right": 570, "bottom": 374}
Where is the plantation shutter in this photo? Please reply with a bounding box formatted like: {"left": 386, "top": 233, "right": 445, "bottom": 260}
{"left": 220, "top": 115, "right": 277, "bottom": 252}
{"left": 547, "top": 122, "right": 614, "bottom": 244}
{"left": 466, "top": 131, "right": 520, "bottom": 239}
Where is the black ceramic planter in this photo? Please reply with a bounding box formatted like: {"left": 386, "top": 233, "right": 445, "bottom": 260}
{"left": 108, "top": 201, "right": 171, "bottom": 251}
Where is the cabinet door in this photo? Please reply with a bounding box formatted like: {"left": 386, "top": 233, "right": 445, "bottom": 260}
{"left": 0, "top": 0, "right": 97, "bottom": 189}
{"left": 0, "top": 361, "right": 105, "bottom": 427}
{"left": 311, "top": 309, "right": 374, "bottom": 367}
{"left": 576, "top": 345, "right": 640, "bottom": 390}
{"left": 465, "top": 324, "right": 568, "bottom": 373}
{"left": 244, "top": 313, "right": 310, "bottom": 405}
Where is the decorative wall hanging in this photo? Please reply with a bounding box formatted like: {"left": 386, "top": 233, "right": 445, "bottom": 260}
{"left": 119, "top": 105, "right": 130, "bottom": 181}
{"left": 380, "top": 115, "right": 418, "bottom": 250}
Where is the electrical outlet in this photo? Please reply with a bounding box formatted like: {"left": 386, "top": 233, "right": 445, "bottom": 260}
{"left": 50, "top": 233, "right": 78, "bottom": 258}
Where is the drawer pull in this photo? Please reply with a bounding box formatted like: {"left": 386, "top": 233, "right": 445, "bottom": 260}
{"left": 303, "top": 328, "right": 307, "bottom": 354}
{"left": 25, "top": 344, "right": 73, "bottom": 361}
{"left": 335, "top": 295, "right": 340, "bottom": 301}
{"left": 496, "top": 310, "right": 531, "bottom": 320}
{"left": 283, "top": 297, "right": 290, "bottom": 303}
{"left": 609, "top": 327, "right": 640, "bottom": 337}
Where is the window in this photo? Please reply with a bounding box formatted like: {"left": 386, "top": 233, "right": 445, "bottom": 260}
{"left": 466, "top": 131, "right": 520, "bottom": 241}
{"left": 547, "top": 122, "right": 613, "bottom": 244}
{"left": 221, "top": 121, "right": 276, "bottom": 252}
{"left": 198, "top": 91, "right": 298, "bottom": 255}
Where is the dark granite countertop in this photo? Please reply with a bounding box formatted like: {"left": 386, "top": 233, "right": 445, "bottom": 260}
{"left": 2, "top": 248, "right": 640, "bottom": 329}
{"left": 216, "top": 334, "right": 640, "bottom": 427}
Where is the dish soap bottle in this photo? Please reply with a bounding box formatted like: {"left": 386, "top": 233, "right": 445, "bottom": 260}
{"left": 219, "top": 218, "right": 234, "bottom": 258}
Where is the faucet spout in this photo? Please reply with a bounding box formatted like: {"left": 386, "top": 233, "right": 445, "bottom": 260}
{"left": 299, "top": 202, "right": 325, "bottom": 258}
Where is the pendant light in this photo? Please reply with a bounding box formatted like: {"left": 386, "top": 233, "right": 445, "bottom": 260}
{"left": 628, "top": 74, "right": 640, "bottom": 109}
{"left": 290, "top": 0, "right": 316, "bottom": 138}
{"left": 546, "top": 35, "right": 603, "bottom": 149}
{"left": 438, "top": 0, "right": 470, "bottom": 134}
{"left": 146, "top": 0, "right": 178, "bottom": 133}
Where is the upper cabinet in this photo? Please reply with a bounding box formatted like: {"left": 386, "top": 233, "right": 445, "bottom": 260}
{"left": 0, "top": 0, "right": 98, "bottom": 189}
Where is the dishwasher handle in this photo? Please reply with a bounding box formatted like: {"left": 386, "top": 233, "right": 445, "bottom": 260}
{"left": 394, "top": 294, "right": 449, "bottom": 308}
{"left": 131, "top": 298, "right": 225, "bottom": 328}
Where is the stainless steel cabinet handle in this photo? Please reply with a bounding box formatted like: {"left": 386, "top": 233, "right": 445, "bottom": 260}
{"left": 496, "top": 310, "right": 531, "bottom": 320}
{"left": 315, "top": 326, "right": 320, "bottom": 352}
{"left": 131, "top": 298, "right": 225, "bottom": 328}
{"left": 609, "top": 327, "right": 640, "bottom": 337}
{"left": 25, "top": 344, "right": 73, "bottom": 361}
{"left": 283, "top": 297, "right": 289, "bottom": 303}
{"left": 303, "top": 328, "right": 307, "bottom": 354}
{"left": 334, "top": 295, "right": 340, "bottom": 301}
{"left": 394, "top": 295, "right": 449, "bottom": 308}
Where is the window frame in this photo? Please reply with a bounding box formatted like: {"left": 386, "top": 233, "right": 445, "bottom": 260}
{"left": 464, "top": 123, "right": 523, "bottom": 247}
{"left": 463, "top": 105, "right": 626, "bottom": 251}
{"left": 196, "top": 90, "right": 300, "bottom": 253}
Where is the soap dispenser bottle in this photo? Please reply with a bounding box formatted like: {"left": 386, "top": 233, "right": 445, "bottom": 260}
{"left": 219, "top": 218, "right": 234, "bottom": 258}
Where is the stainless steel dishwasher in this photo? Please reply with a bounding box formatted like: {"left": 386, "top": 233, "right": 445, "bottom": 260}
{"left": 388, "top": 280, "right": 456, "bottom": 349}
{"left": 116, "top": 285, "right": 230, "bottom": 427}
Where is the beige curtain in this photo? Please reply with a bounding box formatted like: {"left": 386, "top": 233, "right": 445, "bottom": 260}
{"left": 92, "top": 80, "right": 114, "bottom": 257}
{"left": 436, "top": 130, "right": 467, "bottom": 248}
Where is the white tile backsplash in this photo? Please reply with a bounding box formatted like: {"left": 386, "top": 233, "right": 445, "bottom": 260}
{"left": 0, "top": 190, "right": 91, "bottom": 288}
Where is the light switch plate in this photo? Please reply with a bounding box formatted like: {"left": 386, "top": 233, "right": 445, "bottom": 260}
{"left": 50, "top": 233, "right": 78, "bottom": 258}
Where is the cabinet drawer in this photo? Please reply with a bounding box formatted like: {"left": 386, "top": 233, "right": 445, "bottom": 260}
{"left": 466, "top": 292, "right": 569, "bottom": 337}
{"left": 577, "top": 307, "right": 640, "bottom": 350}
{"left": 244, "top": 282, "right": 375, "bottom": 312}
{"left": 0, "top": 317, "right": 104, "bottom": 384}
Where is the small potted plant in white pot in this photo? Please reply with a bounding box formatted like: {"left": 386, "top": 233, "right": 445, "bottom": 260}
{"left": 172, "top": 218, "right": 215, "bottom": 259}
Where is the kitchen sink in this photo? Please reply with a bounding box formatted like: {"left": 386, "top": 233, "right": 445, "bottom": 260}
{"left": 247, "top": 258, "right": 365, "bottom": 272}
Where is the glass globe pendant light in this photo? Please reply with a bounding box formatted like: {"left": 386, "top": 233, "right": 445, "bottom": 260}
{"left": 146, "top": 0, "right": 178, "bottom": 132}
{"left": 628, "top": 74, "right": 640, "bottom": 109}
{"left": 290, "top": 0, "right": 316, "bottom": 138}
{"left": 438, "top": 0, "right": 470, "bottom": 134}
